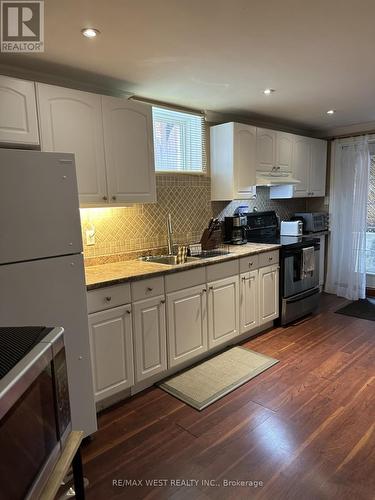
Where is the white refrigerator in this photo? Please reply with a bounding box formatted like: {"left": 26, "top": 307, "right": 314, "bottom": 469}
{"left": 0, "top": 149, "right": 97, "bottom": 436}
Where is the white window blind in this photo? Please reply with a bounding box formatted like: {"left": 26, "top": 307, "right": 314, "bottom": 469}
{"left": 152, "top": 107, "right": 206, "bottom": 173}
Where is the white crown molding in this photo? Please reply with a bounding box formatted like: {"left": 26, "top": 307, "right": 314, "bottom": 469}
{"left": 318, "top": 120, "right": 375, "bottom": 139}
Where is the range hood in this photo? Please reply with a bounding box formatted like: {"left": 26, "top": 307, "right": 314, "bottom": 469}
{"left": 256, "top": 172, "right": 301, "bottom": 187}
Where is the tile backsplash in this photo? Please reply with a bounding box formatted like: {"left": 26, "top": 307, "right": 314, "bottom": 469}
{"left": 80, "top": 174, "right": 308, "bottom": 266}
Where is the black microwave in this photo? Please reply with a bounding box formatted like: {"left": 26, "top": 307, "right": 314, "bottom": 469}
{"left": 0, "top": 326, "right": 71, "bottom": 499}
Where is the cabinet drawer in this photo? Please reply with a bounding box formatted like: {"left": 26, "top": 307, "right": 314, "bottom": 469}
{"left": 239, "top": 254, "right": 259, "bottom": 273}
{"left": 131, "top": 276, "right": 164, "bottom": 302}
{"left": 206, "top": 259, "right": 239, "bottom": 282}
{"left": 165, "top": 267, "right": 206, "bottom": 293}
{"left": 259, "top": 250, "right": 279, "bottom": 268}
{"left": 87, "top": 283, "right": 131, "bottom": 313}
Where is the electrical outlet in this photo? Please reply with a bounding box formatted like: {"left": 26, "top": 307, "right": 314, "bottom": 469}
{"left": 86, "top": 228, "right": 95, "bottom": 245}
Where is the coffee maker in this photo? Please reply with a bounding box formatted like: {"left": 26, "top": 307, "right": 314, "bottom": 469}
{"left": 224, "top": 216, "right": 248, "bottom": 245}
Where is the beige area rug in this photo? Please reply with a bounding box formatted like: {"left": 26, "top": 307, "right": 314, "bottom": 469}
{"left": 158, "top": 346, "right": 279, "bottom": 410}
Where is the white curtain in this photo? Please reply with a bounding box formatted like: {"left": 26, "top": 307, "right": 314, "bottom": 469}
{"left": 325, "top": 137, "right": 370, "bottom": 300}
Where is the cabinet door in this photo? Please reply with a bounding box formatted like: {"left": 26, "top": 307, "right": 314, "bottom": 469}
{"left": 309, "top": 139, "right": 327, "bottom": 197}
{"left": 256, "top": 128, "right": 276, "bottom": 172}
{"left": 276, "top": 132, "right": 293, "bottom": 172}
{"left": 233, "top": 123, "right": 256, "bottom": 198}
{"left": 259, "top": 265, "right": 279, "bottom": 325}
{"left": 0, "top": 75, "right": 39, "bottom": 145}
{"left": 292, "top": 135, "right": 311, "bottom": 197}
{"left": 88, "top": 305, "right": 134, "bottom": 402}
{"left": 37, "top": 83, "right": 108, "bottom": 205}
{"left": 133, "top": 296, "right": 167, "bottom": 382}
{"left": 208, "top": 275, "right": 239, "bottom": 349}
{"left": 102, "top": 96, "right": 156, "bottom": 204}
{"left": 240, "top": 270, "right": 259, "bottom": 334}
{"left": 167, "top": 284, "right": 207, "bottom": 367}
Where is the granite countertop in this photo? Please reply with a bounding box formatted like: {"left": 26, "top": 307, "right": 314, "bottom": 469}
{"left": 85, "top": 243, "right": 281, "bottom": 290}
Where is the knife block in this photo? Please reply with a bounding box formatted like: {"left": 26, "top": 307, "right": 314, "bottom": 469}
{"left": 200, "top": 227, "right": 223, "bottom": 251}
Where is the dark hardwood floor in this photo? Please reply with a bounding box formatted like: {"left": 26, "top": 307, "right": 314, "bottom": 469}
{"left": 82, "top": 294, "right": 375, "bottom": 500}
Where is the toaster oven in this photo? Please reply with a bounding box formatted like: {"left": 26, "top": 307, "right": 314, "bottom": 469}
{"left": 293, "top": 212, "right": 328, "bottom": 233}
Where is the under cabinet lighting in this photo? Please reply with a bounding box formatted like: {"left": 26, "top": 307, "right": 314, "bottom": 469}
{"left": 326, "top": 109, "right": 335, "bottom": 115}
{"left": 263, "top": 88, "right": 275, "bottom": 95}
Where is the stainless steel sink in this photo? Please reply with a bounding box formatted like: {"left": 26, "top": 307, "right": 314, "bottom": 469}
{"left": 139, "top": 255, "right": 199, "bottom": 265}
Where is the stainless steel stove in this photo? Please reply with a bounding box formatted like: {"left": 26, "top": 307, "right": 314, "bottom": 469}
{"left": 244, "top": 211, "right": 321, "bottom": 325}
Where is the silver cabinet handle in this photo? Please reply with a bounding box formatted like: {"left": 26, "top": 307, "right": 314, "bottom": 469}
{"left": 105, "top": 296, "right": 112, "bottom": 302}
{"left": 160, "top": 299, "right": 165, "bottom": 304}
{"left": 269, "top": 256, "right": 273, "bottom": 261}
{"left": 202, "top": 288, "right": 207, "bottom": 293}
{"left": 209, "top": 286, "right": 214, "bottom": 291}
{"left": 242, "top": 276, "right": 246, "bottom": 281}
{"left": 126, "top": 309, "right": 131, "bottom": 314}
{"left": 112, "top": 195, "right": 117, "bottom": 201}
{"left": 102, "top": 196, "right": 108, "bottom": 201}
{"left": 249, "top": 261, "right": 253, "bottom": 267}
{"left": 147, "top": 287, "right": 153, "bottom": 292}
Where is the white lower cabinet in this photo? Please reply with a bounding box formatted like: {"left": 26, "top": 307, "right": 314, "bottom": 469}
{"left": 88, "top": 305, "right": 134, "bottom": 402}
{"left": 86, "top": 251, "right": 280, "bottom": 407}
{"left": 240, "top": 270, "right": 259, "bottom": 334}
{"left": 207, "top": 275, "right": 239, "bottom": 349}
{"left": 133, "top": 296, "right": 167, "bottom": 382}
{"left": 259, "top": 264, "right": 279, "bottom": 325}
{"left": 167, "top": 284, "right": 208, "bottom": 367}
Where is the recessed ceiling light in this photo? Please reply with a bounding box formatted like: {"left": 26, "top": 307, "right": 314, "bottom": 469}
{"left": 326, "top": 109, "right": 335, "bottom": 115}
{"left": 263, "top": 88, "right": 275, "bottom": 95}
{"left": 81, "top": 28, "right": 100, "bottom": 38}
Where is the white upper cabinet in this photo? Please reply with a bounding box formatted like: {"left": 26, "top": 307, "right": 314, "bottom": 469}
{"left": 270, "top": 136, "right": 327, "bottom": 199}
{"left": 37, "top": 83, "right": 108, "bottom": 205}
{"left": 102, "top": 96, "right": 156, "bottom": 204}
{"left": 276, "top": 132, "right": 293, "bottom": 172}
{"left": 0, "top": 75, "right": 39, "bottom": 146}
{"left": 309, "top": 138, "right": 327, "bottom": 197}
{"left": 292, "top": 135, "right": 311, "bottom": 197}
{"left": 256, "top": 128, "right": 276, "bottom": 172}
{"left": 257, "top": 129, "right": 293, "bottom": 173}
{"left": 210, "top": 122, "right": 256, "bottom": 201}
{"left": 37, "top": 84, "right": 156, "bottom": 206}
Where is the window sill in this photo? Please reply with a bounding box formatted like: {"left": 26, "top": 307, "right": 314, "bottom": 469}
{"left": 156, "top": 170, "right": 208, "bottom": 176}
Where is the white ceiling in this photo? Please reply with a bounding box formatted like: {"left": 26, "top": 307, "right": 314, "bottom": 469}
{"left": 2, "top": 0, "right": 375, "bottom": 132}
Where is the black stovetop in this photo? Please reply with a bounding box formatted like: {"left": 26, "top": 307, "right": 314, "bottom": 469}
{"left": 249, "top": 234, "right": 320, "bottom": 249}
{"left": 0, "top": 326, "right": 53, "bottom": 379}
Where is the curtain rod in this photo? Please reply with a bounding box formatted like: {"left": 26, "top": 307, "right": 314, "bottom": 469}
{"left": 128, "top": 95, "right": 205, "bottom": 116}
{"left": 326, "top": 130, "right": 375, "bottom": 141}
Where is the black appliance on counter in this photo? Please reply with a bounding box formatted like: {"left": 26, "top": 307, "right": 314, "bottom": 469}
{"left": 0, "top": 326, "right": 71, "bottom": 499}
{"left": 244, "top": 211, "right": 321, "bottom": 325}
{"left": 224, "top": 216, "right": 248, "bottom": 245}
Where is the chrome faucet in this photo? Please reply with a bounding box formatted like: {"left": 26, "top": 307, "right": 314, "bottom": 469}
{"left": 167, "top": 213, "right": 174, "bottom": 255}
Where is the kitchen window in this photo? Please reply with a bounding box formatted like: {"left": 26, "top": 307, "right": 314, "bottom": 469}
{"left": 152, "top": 107, "right": 206, "bottom": 173}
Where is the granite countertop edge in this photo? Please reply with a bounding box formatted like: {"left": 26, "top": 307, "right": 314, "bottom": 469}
{"left": 86, "top": 244, "right": 281, "bottom": 291}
